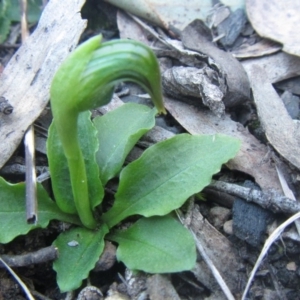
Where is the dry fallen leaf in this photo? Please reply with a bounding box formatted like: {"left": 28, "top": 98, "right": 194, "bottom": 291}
{"left": 246, "top": 0, "right": 300, "bottom": 57}
{"left": 247, "top": 65, "right": 300, "bottom": 170}
{"left": 117, "top": 10, "right": 150, "bottom": 45}
{"left": 106, "top": 0, "right": 245, "bottom": 32}
{"left": 105, "top": 0, "right": 212, "bottom": 31}
{"left": 242, "top": 51, "right": 300, "bottom": 84}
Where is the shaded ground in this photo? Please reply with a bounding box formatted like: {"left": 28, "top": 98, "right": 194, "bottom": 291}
{"left": 1, "top": 1, "right": 300, "bottom": 300}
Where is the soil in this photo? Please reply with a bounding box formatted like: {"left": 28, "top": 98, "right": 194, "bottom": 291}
{"left": 1, "top": 1, "right": 300, "bottom": 300}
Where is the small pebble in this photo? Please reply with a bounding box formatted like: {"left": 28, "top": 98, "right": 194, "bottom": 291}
{"left": 281, "top": 90, "right": 300, "bottom": 119}
{"left": 223, "top": 220, "right": 233, "bottom": 235}
{"left": 286, "top": 262, "right": 297, "bottom": 271}
{"left": 77, "top": 286, "right": 103, "bottom": 300}
{"left": 105, "top": 291, "right": 129, "bottom": 300}
{"left": 209, "top": 206, "right": 231, "bottom": 229}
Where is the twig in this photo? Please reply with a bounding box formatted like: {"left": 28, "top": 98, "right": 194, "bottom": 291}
{"left": 21, "top": 0, "right": 38, "bottom": 224}
{"left": 0, "top": 257, "right": 35, "bottom": 300}
{"left": 20, "top": 0, "right": 29, "bottom": 41}
{"left": 25, "top": 125, "right": 38, "bottom": 223}
{"left": 1, "top": 246, "right": 58, "bottom": 267}
{"left": 207, "top": 180, "right": 300, "bottom": 215}
{"left": 0, "top": 242, "right": 115, "bottom": 270}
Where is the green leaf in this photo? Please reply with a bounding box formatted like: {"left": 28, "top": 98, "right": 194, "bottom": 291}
{"left": 8, "top": 0, "right": 43, "bottom": 23}
{"left": 93, "top": 103, "right": 157, "bottom": 185}
{"left": 0, "top": 177, "right": 81, "bottom": 244}
{"left": 50, "top": 36, "right": 166, "bottom": 229}
{"left": 47, "top": 111, "right": 104, "bottom": 214}
{"left": 0, "top": 0, "right": 11, "bottom": 43}
{"left": 108, "top": 215, "right": 196, "bottom": 273}
{"left": 53, "top": 225, "right": 108, "bottom": 292}
{"left": 102, "top": 134, "right": 240, "bottom": 228}
{"left": 0, "top": 14, "right": 10, "bottom": 43}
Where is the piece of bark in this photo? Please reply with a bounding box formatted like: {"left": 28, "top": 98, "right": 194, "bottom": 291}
{"left": 182, "top": 19, "right": 250, "bottom": 108}
{"left": 247, "top": 65, "right": 300, "bottom": 170}
{"left": 118, "top": 14, "right": 249, "bottom": 112}
{"left": 164, "top": 96, "right": 282, "bottom": 192}
{"left": 0, "top": 0, "right": 87, "bottom": 169}
{"left": 162, "top": 66, "right": 226, "bottom": 117}
{"left": 242, "top": 51, "right": 300, "bottom": 84}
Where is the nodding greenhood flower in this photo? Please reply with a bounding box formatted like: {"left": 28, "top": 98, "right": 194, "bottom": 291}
{"left": 50, "top": 35, "right": 166, "bottom": 229}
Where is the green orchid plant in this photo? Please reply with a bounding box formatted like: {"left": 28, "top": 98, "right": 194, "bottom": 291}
{"left": 0, "top": 35, "right": 240, "bottom": 292}
{"left": 50, "top": 35, "right": 165, "bottom": 229}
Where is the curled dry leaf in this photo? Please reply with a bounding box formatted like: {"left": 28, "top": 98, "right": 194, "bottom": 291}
{"left": 162, "top": 66, "right": 227, "bottom": 116}
{"left": 246, "top": 0, "right": 300, "bottom": 57}
{"left": 182, "top": 19, "right": 251, "bottom": 108}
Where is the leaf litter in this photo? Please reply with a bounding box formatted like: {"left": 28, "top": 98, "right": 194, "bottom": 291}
{"left": 1, "top": 0, "right": 300, "bottom": 299}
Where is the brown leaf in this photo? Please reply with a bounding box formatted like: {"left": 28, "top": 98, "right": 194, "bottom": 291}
{"left": 247, "top": 65, "right": 300, "bottom": 170}
{"left": 246, "top": 0, "right": 300, "bottom": 56}
{"left": 105, "top": 0, "right": 213, "bottom": 30}
{"left": 242, "top": 51, "right": 300, "bottom": 84}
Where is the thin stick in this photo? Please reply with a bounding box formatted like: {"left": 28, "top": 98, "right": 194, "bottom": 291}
{"left": 176, "top": 210, "right": 235, "bottom": 300}
{"left": 25, "top": 125, "right": 37, "bottom": 223}
{"left": 21, "top": 0, "right": 38, "bottom": 223}
{"left": 1, "top": 246, "right": 57, "bottom": 267}
{"left": 20, "top": 0, "right": 29, "bottom": 40}
{"left": 0, "top": 257, "right": 35, "bottom": 300}
{"left": 208, "top": 180, "right": 300, "bottom": 215}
